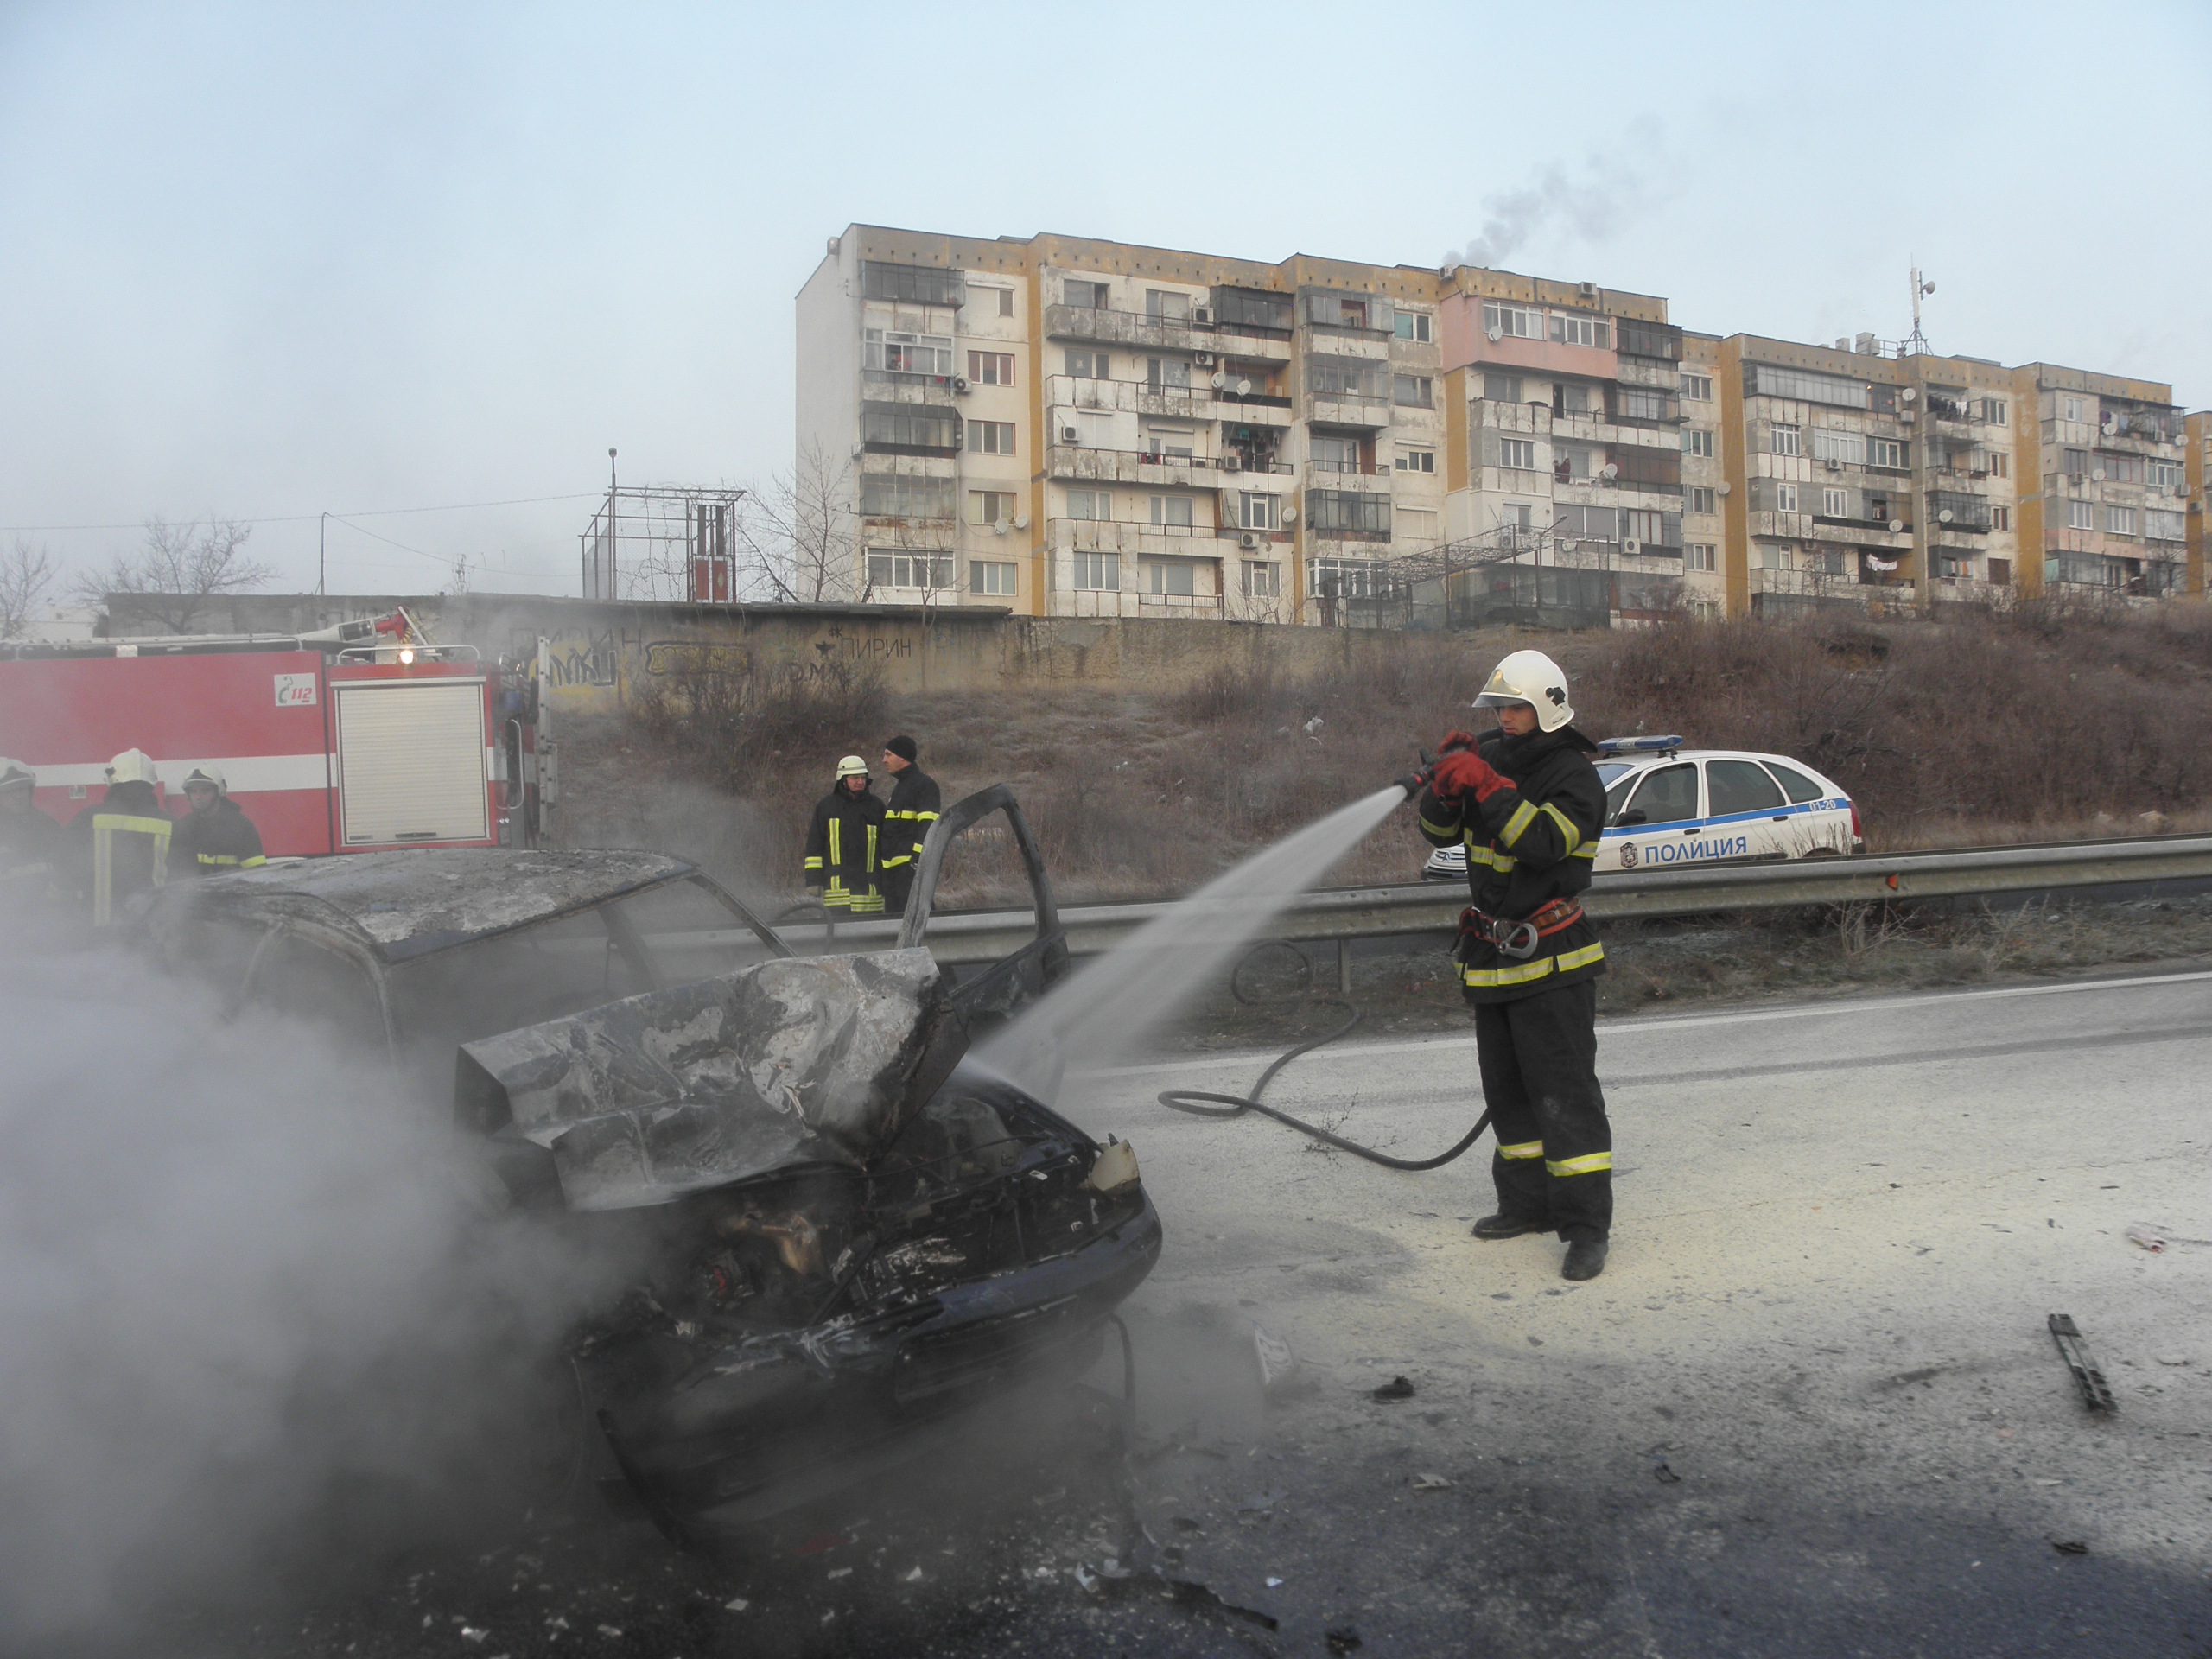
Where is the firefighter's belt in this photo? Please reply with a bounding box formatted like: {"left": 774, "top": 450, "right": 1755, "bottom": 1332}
{"left": 1459, "top": 898, "right": 1585, "bottom": 962}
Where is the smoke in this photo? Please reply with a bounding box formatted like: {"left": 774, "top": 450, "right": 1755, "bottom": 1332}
{"left": 0, "top": 949, "right": 634, "bottom": 1643}
{"left": 1442, "top": 120, "right": 1674, "bottom": 271}
{"left": 977, "top": 786, "right": 1408, "bottom": 1099}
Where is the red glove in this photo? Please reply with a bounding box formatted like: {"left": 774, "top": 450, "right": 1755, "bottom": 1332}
{"left": 1435, "top": 728, "right": 1482, "bottom": 756}
{"left": 1431, "top": 750, "right": 1508, "bottom": 803}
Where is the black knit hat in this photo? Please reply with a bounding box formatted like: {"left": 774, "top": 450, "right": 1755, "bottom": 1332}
{"left": 885, "top": 734, "right": 918, "bottom": 762}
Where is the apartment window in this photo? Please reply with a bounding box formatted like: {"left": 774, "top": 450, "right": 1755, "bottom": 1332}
{"left": 1991, "top": 505, "right": 2012, "bottom": 531}
{"left": 861, "top": 262, "right": 963, "bottom": 306}
{"left": 860, "top": 402, "right": 959, "bottom": 452}
{"left": 967, "top": 490, "right": 1018, "bottom": 526}
{"left": 2152, "top": 461, "right": 2184, "bottom": 488}
{"left": 1775, "top": 482, "right": 1799, "bottom": 512}
{"left": 1240, "top": 492, "right": 1280, "bottom": 530}
{"left": 1481, "top": 302, "right": 1544, "bottom": 340}
{"left": 860, "top": 475, "right": 955, "bottom": 519}
{"left": 1305, "top": 490, "right": 1391, "bottom": 535}
{"left": 2146, "top": 508, "right": 2185, "bottom": 540}
{"left": 1149, "top": 494, "right": 1194, "bottom": 528}
{"left": 2101, "top": 453, "right": 2146, "bottom": 485}
{"left": 1072, "top": 551, "right": 1116, "bottom": 590}
{"left": 1483, "top": 372, "right": 1523, "bottom": 402}
{"left": 1617, "top": 386, "right": 1670, "bottom": 423}
{"left": 1243, "top": 561, "right": 1281, "bottom": 598}
{"left": 1550, "top": 313, "right": 1611, "bottom": 348}
{"left": 1142, "top": 558, "right": 1197, "bottom": 596}
{"left": 1975, "top": 397, "right": 2007, "bottom": 423}
{"left": 1500, "top": 438, "right": 1537, "bottom": 471}
{"left": 1558, "top": 383, "right": 1592, "bottom": 415}
{"left": 970, "top": 560, "right": 1018, "bottom": 596}
{"left": 969, "top": 420, "right": 1016, "bottom": 456}
{"left": 2063, "top": 448, "right": 2089, "bottom": 479}
{"left": 1307, "top": 358, "right": 1391, "bottom": 402}
{"left": 1392, "top": 312, "right": 1433, "bottom": 343}
{"left": 1065, "top": 348, "right": 1110, "bottom": 379}
{"left": 968, "top": 350, "right": 1014, "bottom": 385}
{"left": 1821, "top": 486, "right": 1847, "bottom": 518}
{"left": 1393, "top": 374, "right": 1433, "bottom": 408}
{"left": 2106, "top": 505, "right": 2136, "bottom": 536}
{"left": 1065, "top": 279, "right": 1109, "bottom": 308}
{"left": 1147, "top": 356, "right": 1192, "bottom": 391}
{"left": 996, "top": 288, "right": 1015, "bottom": 317}
{"left": 1985, "top": 450, "right": 2009, "bottom": 478}
{"left": 1867, "top": 436, "right": 1906, "bottom": 469}
{"left": 1395, "top": 447, "right": 1435, "bottom": 474}
{"left": 1624, "top": 509, "right": 1678, "bottom": 548}
{"left": 2069, "top": 499, "right": 2094, "bottom": 530}
{"left": 1687, "top": 486, "right": 1716, "bottom": 515}
{"left": 1144, "top": 289, "right": 1190, "bottom": 321}
{"left": 1311, "top": 433, "right": 1361, "bottom": 473}
{"left": 866, "top": 552, "right": 954, "bottom": 590}
{"left": 1811, "top": 428, "right": 1865, "bottom": 464}
{"left": 1686, "top": 543, "right": 1716, "bottom": 572}
{"left": 1398, "top": 508, "right": 1439, "bottom": 545}
{"left": 1066, "top": 489, "right": 1111, "bottom": 521}
{"left": 1308, "top": 558, "right": 1387, "bottom": 599}
{"left": 1681, "top": 372, "right": 1713, "bottom": 401}
{"left": 865, "top": 329, "right": 955, "bottom": 377}
{"left": 1500, "top": 503, "right": 1534, "bottom": 532}
{"left": 1682, "top": 429, "right": 1714, "bottom": 458}
{"left": 1141, "top": 428, "right": 1193, "bottom": 461}
{"left": 1749, "top": 364, "right": 1872, "bottom": 410}
{"left": 1771, "top": 423, "right": 1802, "bottom": 457}
{"left": 2062, "top": 396, "right": 2085, "bottom": 423}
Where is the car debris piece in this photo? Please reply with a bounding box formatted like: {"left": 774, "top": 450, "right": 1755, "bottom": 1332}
{"left": 1253, "top": 1325, "right": 1295, "bottom": 1394}
{"left": 1077, "top": 1560, "right": 1280, "bottom": 1633}
{"left": 1652, "top": 1461, "right": 1682, "bottom": 1484}
{"left": 2125, "top": 1224, "right": 2169, "bottom": 1253}
{"left": 1236, "top": 1489, "right": 1286, "bottom": 1514}
{"left": 1410, "top": 1472, "right": 1452, "bottom": 1491}
{"left": 2050, "top": 1539, "right": 2089, "bottom": 1555}
{"left": 1326, "top": 1627, "right": 1364, "bottom": 1654}
{"left": 1265, "top": 1574, "right": 1285, "bottom": 1588}
{"left": 2047, "top": 1314, "right": 2118, "bottom": 1413}
{"left": 1370, "top": 1375, "right": 1415, "bottom": 1401}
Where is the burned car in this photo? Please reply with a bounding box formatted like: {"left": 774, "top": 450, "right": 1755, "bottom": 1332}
{"left": 143, "top": 786, "right": 1161, "bottom": 1529}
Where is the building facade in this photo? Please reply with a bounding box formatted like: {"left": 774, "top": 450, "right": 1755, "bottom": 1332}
{"left": 796, "top": 226, "right": 2202, "bottom": 623}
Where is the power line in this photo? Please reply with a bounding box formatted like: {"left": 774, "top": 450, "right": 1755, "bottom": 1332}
{"left": 0, "top": 491, "right": 601, "bottom": 534}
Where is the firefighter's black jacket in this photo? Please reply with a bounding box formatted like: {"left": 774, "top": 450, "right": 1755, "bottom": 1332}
{"left": 803, "top": 784, "right": 887, "bottom": 913}
{"left": 1416, "top": 725, "right": 1607, "bottom": 1002}
{"left": 170, "top": 797, "right": 266, "bottom": 877}
{"left": 880, "top": 765, "right": 942, "bottom": 876}
{"left": 0, "top": 801, "right": 65, "bottom": 906}
{"left": 65, "top": 780, "right": 172, "bottom": 925}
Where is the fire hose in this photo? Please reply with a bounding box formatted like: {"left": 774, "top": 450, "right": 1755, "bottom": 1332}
{"left": 1155, "top": 939, "right": 1493, "bottom": 1170}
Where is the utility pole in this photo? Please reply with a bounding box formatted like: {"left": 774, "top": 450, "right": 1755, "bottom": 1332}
{"left": 607, "top": 448, "right": 618, "bottom": 600}
{"left": 319, "top": 511, "right": 327, "bottom": 598}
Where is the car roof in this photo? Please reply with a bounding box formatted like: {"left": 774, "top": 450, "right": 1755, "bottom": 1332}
{"left": 1601, "top": 749, "right": 1835, "bottom": 775}
{"left": 177, "top": 848, "right": 697, "bottom": 962}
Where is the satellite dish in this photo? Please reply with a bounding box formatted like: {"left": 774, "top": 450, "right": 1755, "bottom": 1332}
{"left": 2090, "top": 467, "right": 2107, "bottom": 482}
{"left": 1236, "top": 378, "right": 1253, "bottom": 396}
{"left": 1938, "top": 509, "right": 1954, "bottom": 524}
{"left": 1900, "top": 387, "right": 1917, "bottom": 402}
{"left": 1211, "top": 372, "right": 1225, "bottom": 389}
{"left": 1715, "top": 480, "right": 1732, "bottom": 496}
{"left": 1888, "top": 519, "right": 1904, "bottom": 533}
{"left": 1283, "top": 507, "right": 1298, "bottom": 524}
{"left": 1599, "top": 462, "right": 1619, "bottom": 480}
{"left": 1485, "top": 326, "right": 1503, "bottom": 343}
{"left": 1012, "top": 514, "right": 1030, "bottom": 530}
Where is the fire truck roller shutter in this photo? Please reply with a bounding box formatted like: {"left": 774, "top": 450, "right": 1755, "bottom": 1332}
{"left": 334, "top": 679, "right": 491, "bottom": 846}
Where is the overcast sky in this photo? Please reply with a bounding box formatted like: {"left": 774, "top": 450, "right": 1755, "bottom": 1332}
{"left": 5, "top": 0, "right": 2207, "bottom": 599}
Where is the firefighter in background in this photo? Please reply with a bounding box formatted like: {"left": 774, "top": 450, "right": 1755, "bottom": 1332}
{"left": 876, "top": 734, "right": 941, "bottom": 917}
{"left": 169, "top": 765, "right": 266, "bottom": 878}
{"left": 1410, "top": 650, "right": 1613, "bottom": 1281}
{"left": 66, "top": 748, "right": 172, "bottom": 927}
{"left": 802, "top": 754, "right": 887, "bottom": 915}
{"left": 0, "top": 758, "right": 65, "bottom": 913}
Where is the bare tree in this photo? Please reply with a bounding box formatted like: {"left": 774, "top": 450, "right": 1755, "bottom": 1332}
{"left": 739, "top": 442, "right": 863, "bottom": 604}
{"left": 71, "top": 515, "right": 277, "bottom": 633}
{"left": 0, "top": 537, "right": 57, "bottom": 640}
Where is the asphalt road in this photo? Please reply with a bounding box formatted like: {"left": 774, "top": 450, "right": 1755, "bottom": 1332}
{"left": 133, "top": 969, "right": 2212, "bottom": 1659}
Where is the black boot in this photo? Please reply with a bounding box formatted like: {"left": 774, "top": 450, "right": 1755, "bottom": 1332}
{"left": 1471, "top": 1213, "right": 1547, "bottom": 1242}
{"left": 1561, "top": 1239, "right": 1608, "bottom": 1281}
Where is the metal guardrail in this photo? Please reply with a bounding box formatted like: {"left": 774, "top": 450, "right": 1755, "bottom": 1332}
{"left": 774, "top": 834, "right": 2212, "bottom": 966}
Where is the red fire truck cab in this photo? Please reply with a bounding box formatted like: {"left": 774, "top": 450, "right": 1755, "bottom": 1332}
{"left": 0, "top": 615, "right": 551, "bottom": 857}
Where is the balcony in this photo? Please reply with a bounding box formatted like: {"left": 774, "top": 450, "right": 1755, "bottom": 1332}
{"left": 1048, "top": 518, "right": 1219, "bottom": 560}
{"left": 861, "top": 369, "right": 957, "bottom": 405}
{"left": 1044, "top": 303, "right": 1216, "bottom": 354}
{"left": 1046, "top": 445, "right": 1229, "bottom": 486}
{"left": 1044, "top": 373, "right": 1217, "bottom": 421}
{"left": 2099, "top": 409, "right": 2183, "bottom": 448}
{"left": 1809, "top": 513, "right": 1913, "bottom": 549}
{"left": 1306, "top": 395, "right": 1392, "bottom": 430}
{"left": 1056, "top": 587, "right": 1227, "bottom": 620}
{"left": 1306, "top": 458, "right": 1390, "bottom": 477}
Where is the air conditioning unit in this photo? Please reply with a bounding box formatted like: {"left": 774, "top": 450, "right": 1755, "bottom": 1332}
{"left": 1192, "top": 306, "right": 1213, "bottom": 325}
{"left": 1219, "top": 454, "right": 1243, "bottom": 473}
{"left": 1012, "top": 514, "right": 1030, "bottom": 530}
{"left": 1239, "top": 532, "right": 1262, "bottom": 550}
{"left": 952, "top": 376, "right": 971, "bottom": 393}
{"left": 1623, "top": 538, "right": 1642, "bottom": 556}
{"left": 1825, "top": 459, "right": 1842, "bottom": 472}
{"left": 1194, "top": 352, "right": 1216, "bottom": 367}
{"left": 1061, "top": 426, "right": 1079, "bottom": 443}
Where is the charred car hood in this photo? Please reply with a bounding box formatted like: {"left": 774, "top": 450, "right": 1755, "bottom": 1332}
{"left": 456, "top": 950, "right": 963, "bottom": 1211}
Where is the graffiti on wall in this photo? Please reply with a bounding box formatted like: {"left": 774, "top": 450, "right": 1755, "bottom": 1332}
{"left": 510, "top": 626, "right": 623, "bottom": 693}
{"left": 644, "top": 640, "right": 753, "bottom": 677}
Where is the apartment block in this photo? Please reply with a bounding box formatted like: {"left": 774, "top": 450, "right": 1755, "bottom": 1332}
{"left": 2190, "top": 410, "right": 2209, "bottom": 600}
{"left": 797, "top": 225, "right": 2201, "bottom": 625}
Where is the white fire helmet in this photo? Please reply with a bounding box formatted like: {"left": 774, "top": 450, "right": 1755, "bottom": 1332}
{"left": 0, "top": 758, "right": 33, "bottom": 793}
{"left": 836, "top": 754, "right": 869, "bottom": 780}
{"left": 1473, "top": 649, "right": 1575, "bottom": 734}
{"left": 182, "top": 764, "right": 228, "bottom": 798}
{"left": 104, "top": 748, "right": 159, "bottom": 787}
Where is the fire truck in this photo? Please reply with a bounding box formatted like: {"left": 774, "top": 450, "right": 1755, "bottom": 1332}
{"left": 0, "top": 610, "right": 556, "bottom": 855}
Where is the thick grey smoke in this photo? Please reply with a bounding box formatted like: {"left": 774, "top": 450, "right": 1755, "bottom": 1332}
{"left": 0, "top": 950, "right": 632, "bottom": 1642}
{"left": 1443, "top": 121, "right": 1672, "bottom": 270}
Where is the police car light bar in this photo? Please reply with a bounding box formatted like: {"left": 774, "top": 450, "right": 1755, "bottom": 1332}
{"left": 1597, "top": 734, "right": 1685, "bottom": 755}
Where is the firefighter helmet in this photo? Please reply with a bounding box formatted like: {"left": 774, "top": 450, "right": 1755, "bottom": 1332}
{"left": 105, "top": 748, "right": 159, "bottom": 786}
{"left": 181, "top": 764, "right": 228, "bottom": 798}
{"left": 0, "top": 757, "right": 32, "bottom": 792}
{"left": 1472, "top": 650, "right": 1575, "bottom": 733}
{"left": 836, "top": 754, "right": 869, "bottom": 780}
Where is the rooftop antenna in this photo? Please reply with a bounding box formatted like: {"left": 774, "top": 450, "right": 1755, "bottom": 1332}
{"left": 1904, "top": 262, "right": 1935, "bottom": 357}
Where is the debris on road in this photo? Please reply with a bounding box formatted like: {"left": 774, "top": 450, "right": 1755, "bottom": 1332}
{"left": 722, "top": 1598, "right": 749, "bottom": 1611}
{"left": 1078, "top": 1557, "right": 1281, "bottom": 1632}
{"left": 1411, "top": 1472, "right": 1453, "bottom": 1491}
{"left": 1653, "top": 1461, "right": 1683, "bottom": 1484}
{"left": 2050, "top": 1539, "right": 2090, "bottom": 1555}
{"left": 2155, "top": 1355, "right": 2190, "bottom": 1366}
{"left": 2126, "top": 1224, "right": 2170, "bottom": 1253}
{"left": 2047, "top": 1314, "right": 2119, "bottom": 1413}
{"left": 1326, "top": 1627, "right": 1365, "bottom": 1654}
{"left": 1370, "top": 1375, "right": 1416, "bottom": 1401}
{"left": 1266, "top": 1574, "right": 1285, "bottom": 1587}
{"left": 1254, "top": 1324, "right": 1297, "bottom": 1394}
{"left": 1236, "top": 1489, "right": 1287, "bottom": 1514}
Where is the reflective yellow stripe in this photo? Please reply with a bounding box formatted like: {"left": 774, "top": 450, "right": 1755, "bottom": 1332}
{"left": 90, "top": 815, "right": 169, "bottom": 926}
{"left": 1539, "top": 802, "right": 1581, "bottom": 855}
{"left": 829, "top": 819, "right": 841, "bottom": 867}
{"left": 880, "top": 853, "right": 911, "bottom": 868}
{"left": 1555, "top": 941, "right": 1605, "bottom": 972}
{"left": 1498, "top": 799, "right": 1538, "bottom": 847}
{"left": 1498, "top": 1140, "right": 1545, "bottom": 1160}
{"left": 803, "top": 856, "right": 824, "bottom": 869}
{"left": 1466, "top": 842, "right": 1516, "bottom": 872}
{"left": 866, "top": 824, "right": 877, "bottom": 871}
{"left": 97, "top": 814, "right": 172, "bottom": 837}
{"left": 1419, "top": 814, "right": 1459, "bottom": 839}
{"left": 240, "top": 855, "right": 266, "bottom": 868}
{"left": 1570, "top": 844, "right": 1598, "bottom": 859}
{"left": 847, "top": 893, "right": 884, "bottom": 913}
{"left": 1546, "top": 1151, "right": 1612, "bottom": 1178}
{"left": 912, "top": 810, "right": 938, "bottom": 823}
{"left": 1460, "top": 939, "right": 1605, "bottom": 988}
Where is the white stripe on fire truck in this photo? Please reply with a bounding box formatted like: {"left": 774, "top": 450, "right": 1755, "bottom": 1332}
{"left": 32, "top": 754, "right": 334, "bottom": 793}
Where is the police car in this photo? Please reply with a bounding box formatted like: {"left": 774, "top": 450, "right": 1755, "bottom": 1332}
{"left": 1420, "top": 736, "right": 1863, "bottom": 879}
